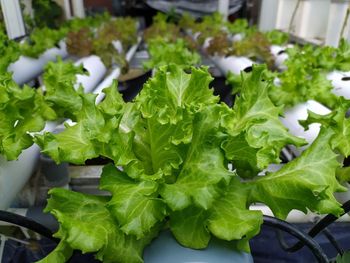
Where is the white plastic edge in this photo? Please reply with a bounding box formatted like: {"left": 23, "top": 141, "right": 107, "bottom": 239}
{"left": 211, "top": 55, "right": 254, "bottom": 75}
{"left": 280, "top": 100, "right": 331, "bottom": 156}
{"left": 8, "top": 40, "right": 68, "bottom": 85}
{"left": 327, "top": 70, "right": 350, "bottom": 99}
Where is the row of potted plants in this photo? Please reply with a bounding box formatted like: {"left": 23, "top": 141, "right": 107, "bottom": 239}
{"left": 0, "top": 14, "right": 140, "bottom": 210}
{"left": 2, "top": 11, "right": 350, "bottom": 262}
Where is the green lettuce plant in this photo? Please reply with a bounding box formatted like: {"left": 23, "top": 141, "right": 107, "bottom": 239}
{"left": 143, "top": 38, "right": 200, "bottom": 69}
{"left": 65, "top": 17, "right": 137, "bottom": 70}
{"left": 0, "top": 58, "right": 87, "bottom": 160}
{"left": 34, "top": 64, "right": 348, "bottom": 263}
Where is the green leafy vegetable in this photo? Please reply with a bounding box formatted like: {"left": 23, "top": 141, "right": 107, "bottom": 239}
{"left": 222, "top": 65, "right": 306, "bottom": 177}
{"left": 144, "top": 39, "right": 200, "bottom": 69}
{"left": 263, "top": 29, "right": 289, "bottom": 45}
{"left": 36, "top": 65, "right": 346, "bottom": 263}
{"left": 20, "top": 27, "right": 66, "bottom": 58}
{"left": 0, "top": 73, "right": 48, "bottom": 159}
{"left": 300, "top": 98, "right": 350, "bottom": 157}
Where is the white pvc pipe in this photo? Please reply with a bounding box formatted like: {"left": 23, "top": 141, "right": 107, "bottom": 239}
{"left": 211, "top": 55, "right": 254, "bottom": 75}
{"left": 0, "top": 121, "right": 57, "bottom": 209}
{"left": 71, "top": 0, "right": 85, "bottom": 18}
{"left": 74, "top": 55, "right": 107, "bottom": 93}
{"left": 327, "top": 70, "right": 350, "bottom": 99}
{"left": 280, "top": 100, "right": 331, "bottom": 155}
{"left": 217, "top": 0, "right": 229, "bottom": 21}
{"left": 8, "top": 40, "right": 68, "bottom": 85}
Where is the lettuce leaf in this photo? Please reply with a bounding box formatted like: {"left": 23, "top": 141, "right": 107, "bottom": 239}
{"left": 222, "top": 65, "right": 306, "bottom": 177}
{"left": 300, "top": 98, "right": 350, "bottom": 157}
{"left": 249, "top": 127, "right": 345, "bottom": 218}
{"left": 41, "top": 188, "right": 160, "bottom": 263}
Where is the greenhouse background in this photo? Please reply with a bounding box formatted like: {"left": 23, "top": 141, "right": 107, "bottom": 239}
{"left": 1, "top": 0, "right": 350, "bottom": 262}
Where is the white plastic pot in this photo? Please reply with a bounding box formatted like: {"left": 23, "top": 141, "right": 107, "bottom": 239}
{"left": 211, "top": 55, "right": 253, "bottom": 75}
{"left": 270, "top": 44, "right": 289, "bottom": 70}
{"left": 143, "top": 230, "right": 253, "bottom": 263}
{"left": 280, "top": 100, "right": 331, "bottom": 155}
{"left": 0, "top": 121, "right": 57, "bottom": 209}
{"left": 8, "top": 40, "right": 68, "bottom": 85}
{"left": 327, "top": 70, "right": 350, "bottom": 99}
{"left": 74, "top": 55, "right": 107, "bottom": 93}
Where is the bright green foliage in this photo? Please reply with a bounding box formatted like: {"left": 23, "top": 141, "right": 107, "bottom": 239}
{"left": 20, "top": 27, "right": 66, "bottom": 58}
{"left": 100, "top": 164, "right": 166, "bottom": 238}
{"left": 144, "top": 13, "right": 181, "bottom": 43}
{"left": 36, "top": 65, "right": 346, "bottom": 262}
{"left": 0, "top": 73, "right": 50, "bottom": 159}
{"left": 249, "top": 128, "right": 345, "bottom": 219}
{"left": 0, "top": 31, "right": 20, "bottom": 73}
{"left": 0, "top": 59, "right": 87, "bottom": 160}
{"left": 208, "top": 177, "right": 263, "bottom": 251}
{"left": 42, "top": 58, "right": 86, "bottom": 119}
{"left": 226, "top": 18, "right": 257, "bottom": 37}
{"left": 222, "top": 65, "right": 306, "bottom": 177}
{"left": 39, "top": 188, "right": 160, "bottom": 263}
{"left": 143, "top": 39, "right": 200, "bottom": 69}
{"left": 263, "top": 29, "right": 289, "bottom": 45}
{"left": 269, "top": 42, "right": 350, "bottom": 108}
{"left": 19, "top": 14, "right": 112, "bottom": 59}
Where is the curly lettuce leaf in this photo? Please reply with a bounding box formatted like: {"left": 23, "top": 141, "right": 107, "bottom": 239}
{"left": 269, "top": 44, "right": 344, "bottom": 109}
{"left": 222, "top": 65, "right": 306, "bottom": 177}
{"left": 160, "top": 105, "right": 234, "bottom": 211}
{"left": 0, "top": 73, "right": 50, "bottom": 159}
{"left": 208, "top": 177, "right": 263, "bottom": 251}
{"left": 35, "top": 91, "right": 108, "bottom": 164}
{"left": 300, "top": 98, "right": 350, "bottom": 157}
{"left": 43, "top": 58, "right": 86, "bottom": 118}
{"left": 250, "top": 128, "right": 345, "bottom": 219}
{"left": 20, "top": 27, "right": 66, "bottom": 58}
{"left": 39, "top": 188, "right": 160, "bottom": 263}
{"left": 138, "top": 65, "right": 217, "bottom": 124}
